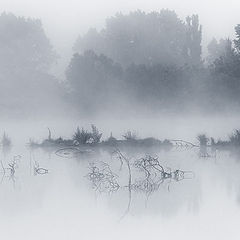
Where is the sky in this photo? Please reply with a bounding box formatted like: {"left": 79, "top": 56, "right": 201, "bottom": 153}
{"left": 1, "top": 0, "right": 239, "bottom": 75}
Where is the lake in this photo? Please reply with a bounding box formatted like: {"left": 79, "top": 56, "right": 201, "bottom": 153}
{"left": 0, "top": 116, "right": 240, "bottom": 240}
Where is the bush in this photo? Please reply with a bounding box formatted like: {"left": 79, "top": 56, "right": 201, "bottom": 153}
{"left": 91, "top": 125, "right": 102, "bottom": 144}
{"left": 197, "top": 134, "right": 208, "bottom": 146}
{"left": 229, "top": 129, "right": 240, "bottom": 147}
{"left": 73, "top": 127, "right": 92, "bottom": 145}
{"left": 122, "top": 131, "right": 138, "bottom": 141}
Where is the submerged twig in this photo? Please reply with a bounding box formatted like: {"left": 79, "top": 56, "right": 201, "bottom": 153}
{"left": 34, "top": 161, "right": 49, "bottom": 175}
{"left": 0, "top": 156, "right": 21, "bottom": 186}
{"left": 86, "top": 162, "right": 119, "bottom": 194}
{"left": 112, "top": 149, "right": 133, "bottom": 219}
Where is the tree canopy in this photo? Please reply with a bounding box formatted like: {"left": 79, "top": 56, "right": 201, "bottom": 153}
{"left": 0, "top": 13, "right": 61, "bottom": 116}
{"left": 74, "top": 10, "right": 202, "bottom": 68}
{"left": 0, "top": 13, "right": 57, "bottom": 76}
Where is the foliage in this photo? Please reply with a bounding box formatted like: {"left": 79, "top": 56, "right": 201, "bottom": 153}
{"left": 207, "top": 38, "right": 232, "bottom": 65}
{"left": 122, "top": 131, "right": 138, "bottom": 141}
{"left": 207, "top": 29, "right": 240, "bottom": 107}
{"left": 73, "top": 127, "right": 92, "bottom": 145}
{"left": 0, "top": 12, "right": 63, "bottom": 117}
{"left": 209, "top": 27, "right": 240, "bottom": 78}
{"left": 72, "top": 125, "right": 102, "bottom": 145}
{"left": 185, "top": 15, "right": 202, "bottom": 65}
{"left": 229, "top": 130, "right": 240, "bottom": 147}
{"left": 4, "top": 11, "right": 240, "bottom": 115}
{"left": 66, "top": 50, "right": 123, "bottom": 112}
{"left": 91, "top": 124, "right": 102, "bottom": 144}
{"left": 197, "top": 134, "right": 208, "bottom": 146}
{"left": 66, "top": 50, "right": 193, "bottom": 113}
{"left": 0, "top": 12, "right": 57, "bottom": 74}
{"left": 67, "top": 11, "right": 240, "bottom": 114}
{"left": 74, "top": 10, "right": 202, "bottom": 68}
{"left": 233, "top": 24, "right": 240, "bottom": 54}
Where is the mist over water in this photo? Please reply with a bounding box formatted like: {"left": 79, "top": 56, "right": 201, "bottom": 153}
{"left": 1, "top": 0, "right": 240, "bottom": 239}
{"left": 0, "top": 116, "right": 240, "bottom": 240}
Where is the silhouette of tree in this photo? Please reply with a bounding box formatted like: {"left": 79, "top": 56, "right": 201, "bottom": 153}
{"left": 0, "top": 13, "right": 57, "bottom": 75}
{"left": 234, "top": 24, "right": 240, "bottom": 54}
{"left": 66, "top": 50, "right": 123, "bottom": 112}
{"left": 185, "top": 15, "right": 202, "bottom": 65}
{"left": 0, "top": 12, "right": 61, "bottom": 116}
{"left": 74, "top": 10, "right": 202, "bottom": 68}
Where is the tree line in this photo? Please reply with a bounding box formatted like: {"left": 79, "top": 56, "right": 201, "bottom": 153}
{"left": 1, "top": 10, "right": 240, "bottom": 116}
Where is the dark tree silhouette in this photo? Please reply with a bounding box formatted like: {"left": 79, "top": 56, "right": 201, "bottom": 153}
{"left": 0, "top": 13, "right": 57, "bottom": 75}
{"left": 185, "top": 15, "right": 202, "bottom": 66}
{"left": 74, "top": 10, "right": 202, "bottom": 68}
{"left": 66, "top": 50, "right": 123, "bottom": 112}
{"left": 0, "top": 12, "right": 62, "bottom": 116}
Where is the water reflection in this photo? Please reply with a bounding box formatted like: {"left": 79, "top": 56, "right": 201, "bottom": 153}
{"left": 1, "top": 140, "right": 240, "bottom": 221}
{"left": 89, "top": 149, "right": 198, "bottom": 218}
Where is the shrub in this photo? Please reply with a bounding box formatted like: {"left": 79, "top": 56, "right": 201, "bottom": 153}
{"left": 73, "top": 127, "right": 92, "bottom": 145}
{"left": 197, "top": 134, "right": 208, "bottom": 146}
{"left": 229, "top": 129, "right": 240, "bottom": 147}
{"left": 91, "top": 125, "right": 102, "bottom": 144}
{"left": 122, "top": 131, "right": 138, "bottom": 141}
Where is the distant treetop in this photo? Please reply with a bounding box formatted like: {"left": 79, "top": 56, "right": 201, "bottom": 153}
{"left": 74, "top": 9, "right": 202, "bottom": 68}
{"left": 0, "top": 12, "right": 58, "bottom": 74}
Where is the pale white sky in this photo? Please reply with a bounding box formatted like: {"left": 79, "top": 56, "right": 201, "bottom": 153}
{"left": 1, "top": 0, "right": 239, "bottom": 74}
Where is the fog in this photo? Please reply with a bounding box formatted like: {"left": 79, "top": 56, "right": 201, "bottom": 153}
{"left": 1, "top": 0, "right": 239, "bottom": 77}
{"left": 1, "top": 119, "right": 240, "bottom": 240}
{"left": 1, "top": 0, "right": 240, "bottom": 239}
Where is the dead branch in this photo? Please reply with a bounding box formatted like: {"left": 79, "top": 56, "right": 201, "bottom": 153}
{"left": 34, "top": 161, "right": 49, "bottom": 175}
{"left": 86, "top": 162, "right": 119, "bottom": 194}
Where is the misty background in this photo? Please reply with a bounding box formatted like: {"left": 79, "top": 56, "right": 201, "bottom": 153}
{"left": 2, "top": 2, "right": 240, "bottom": 240}
{"left": 0, "top": 0, "right": 240, "bottom": 119}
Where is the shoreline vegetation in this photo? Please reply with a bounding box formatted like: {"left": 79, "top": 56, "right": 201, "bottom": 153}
{"left": 26, "top": 125, "right": 240, "bottom": 156}
{"left": 28, "top": 126, "right": 172, "bottom": 152}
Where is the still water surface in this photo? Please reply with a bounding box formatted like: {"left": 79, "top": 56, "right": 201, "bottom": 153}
{"left": 0, "top": 118, "right": 240, "bottom": 240}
